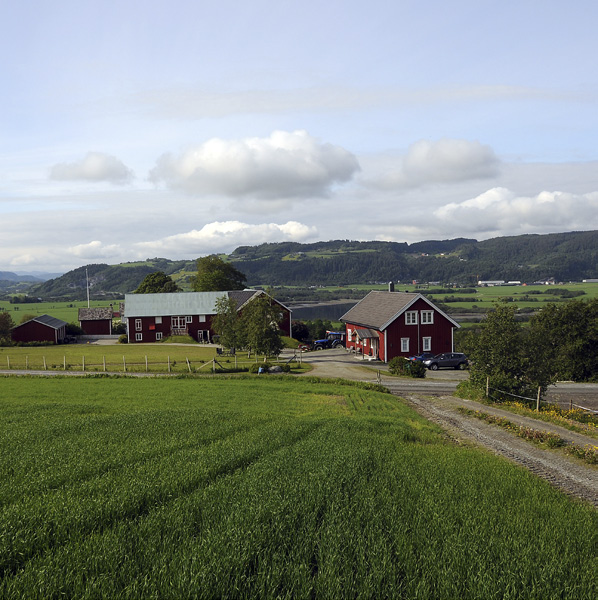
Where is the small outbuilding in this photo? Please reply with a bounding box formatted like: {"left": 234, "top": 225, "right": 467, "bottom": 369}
{"left": 78, "top": 306, "right": 114, "bottom": 335}
{"left": 340, "top": 291, "right": 459, "bottom": 362}
{"left": 11, "top": 314, "right": 68, "bottom": 344}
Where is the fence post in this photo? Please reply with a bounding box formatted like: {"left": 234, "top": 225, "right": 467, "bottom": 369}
{"left": 43, "top": 356, "right": 47, "bottom": 371}
{"left": 235, "top": 355, "right": 237, "bottom": 369}
{"left": 186, "top": 357, "right": 191, "bottom": 373}
{"left": 536, "top": 387, "right": 541, "bottom": 412}
{"left": 103, "top": 356, "right": 106, "bottom": 372}
{"left": 123, "top": 356, "right": 126, "bottom": 372}
{"left": 6, "top": 356, "right": 9, "bottom": 369}
{"left": 82, "top": 356, "right": 85, "bottom": 372}
{"left": 212, "top": 359, "right": 215, "bottom": 374}
{"left": 26, "top": 355, "right": 28, "bottom": 370}
{"left": 168, "top": 356, "right": 171, "bottom": 373}
{"left": 486, "top": 377, "right": 490, "bottom": 397}
{"left": 64, "top": 356, "right": 66, "bottom": 371}
{"left": 145, "top": 355, "right": 148, "bottom": 372}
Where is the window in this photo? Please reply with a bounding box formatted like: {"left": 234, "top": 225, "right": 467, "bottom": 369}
{"left": 135, "top": 319, "right": 142, "bottom": 331}
{"left": 401, "top": 338, "right": 410, "bottom": 352}
{"left": 199, "top": 315, "right": 206, "bottom": 323}
{"left": 185, "top": 315, "right": 192, "bottom": 324}
{"left": 421, "top": 310, "right": 434, "bottom": 325}
{"left": 405, "top": 311, "right": 418, "bottom": 325}
{"left": 423, "top": 336, "right": 431, "bottom": 351}
{"left": 155, "top": 316, "right": 162, "bottom": 324}
{"left": 347, "top": 328, "right": 352, "bottom": 341}
{"left": 156, "top": 332, "right": 162, "bottom": 341}
{"left": 135, "top": 332, "right": 142, "bottom": 341}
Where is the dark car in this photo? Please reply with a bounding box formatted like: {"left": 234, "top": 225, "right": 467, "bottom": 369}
{"left": 423, "top": 352, "right": 468, "bottom": 370}
{"left": 409, "top": 352, "right": 435, "bottom": 362}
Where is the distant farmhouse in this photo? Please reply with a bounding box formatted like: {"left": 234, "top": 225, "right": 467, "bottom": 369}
{"left": 124, "top": 290, "right": 291, "bottom": 344}
{"left": 340, "top": 290, "right": 459, "bottom": 362}
{"left": 11, "top": 314, "right": 67, "bottom": 344}
{"left": 78, "top": 307, "right": 114, "bottom": 335}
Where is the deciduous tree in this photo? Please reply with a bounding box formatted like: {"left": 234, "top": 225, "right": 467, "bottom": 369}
{"left": 135, "top": 271, "right": 179, "bottom": 293}
{"left": 240, "top": 295, "right": 283, "bottom": 357}
{"left": 190, "top": 256, "right": 246, "bottom": 292}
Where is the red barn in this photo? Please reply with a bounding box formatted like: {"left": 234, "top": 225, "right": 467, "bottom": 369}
{"left": 124, "top": 290, "right": 291, "bottom": 343}
{"left": 78, "top": 307, "right": 114, "bottom": 335}
{"left": 11, "top": 314, "right": 68, "bottom": 344}
{"left": 340, "top": 291, "right": 459, "bottom": 362}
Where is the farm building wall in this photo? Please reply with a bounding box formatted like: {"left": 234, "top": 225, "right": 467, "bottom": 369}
{"left": 80, "top": 320, "right": 112, "bottom": 335}
{"left": 11, "top": 321, "right": 66, "bottom": 344}
{"left": 128, "top": 314, "right": 216, "bottom": 343}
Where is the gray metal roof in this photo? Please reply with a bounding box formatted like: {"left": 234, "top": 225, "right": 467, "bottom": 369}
{"left": 124, "top": 292, "right": 228, "bottom": 317}
{"left": 11, "top": 314, "right": 68, "bottom": 331}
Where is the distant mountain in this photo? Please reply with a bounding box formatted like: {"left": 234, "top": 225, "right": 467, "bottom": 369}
{"left": 0, "top": 271, "right": 45, "bottom": 283}
{"left": 21, "top": 230, "right": 598, "bottom": 300}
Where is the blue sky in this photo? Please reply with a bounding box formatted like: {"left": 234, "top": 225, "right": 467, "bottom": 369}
{"left": 2, "top": 0, "right": 598, "bottom": 272}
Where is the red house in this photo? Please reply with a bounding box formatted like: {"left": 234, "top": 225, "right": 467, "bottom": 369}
{"left": 124, "top": 290, "right": 291, "bottom": 343}
{"left": 78, "top": 307, "right": 114, "bottom": 335}
{"left": 340, "top": 291, "right": 459, "bottom": 362}
{"left": 11, "top": 314, "right": 68, "bottom": 344}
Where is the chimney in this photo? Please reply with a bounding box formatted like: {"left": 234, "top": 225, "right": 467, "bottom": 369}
{"left": 388, "top": 281, "right": 395, "bottom": 292}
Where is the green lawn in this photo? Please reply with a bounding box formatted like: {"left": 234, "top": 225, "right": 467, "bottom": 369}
{"left": 0, "top": 376, "right": 595, "bottom": 599}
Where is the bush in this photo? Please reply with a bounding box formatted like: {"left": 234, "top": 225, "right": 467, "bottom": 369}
{"left": 388, "top": 356, "right": 426, "bottom": 378}
{"left": 118, "top": 334, "right": 128, "bottom": 344}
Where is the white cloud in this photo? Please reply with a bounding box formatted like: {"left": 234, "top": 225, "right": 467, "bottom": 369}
{"left": 135, "top": 220, "right": 318, "bottom": 255}
{"left": 364, "top": 139, "right": 500, "bottom": 190}
{"left": 50, "top": 152, "right": 134, "bottom": 184}
{"left": 67, "top": 240, "right": 122, "bottom": 259}
{"left": 434, "top": 188, "right": 598, "bottom": 236}
{"left": 149, "top": 130, "right": 359, "bottom": 199}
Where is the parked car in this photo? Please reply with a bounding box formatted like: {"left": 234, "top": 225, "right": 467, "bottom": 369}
{"left": 423, "top": 352, "right": 468, "bottom": 370}
{"left": 408, "top": 352, "right": 435, "bottom": 362}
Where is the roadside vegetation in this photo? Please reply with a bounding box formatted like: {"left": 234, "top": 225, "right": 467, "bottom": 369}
{"left": 0, "top": 376, "right": 596, "bottom": 598}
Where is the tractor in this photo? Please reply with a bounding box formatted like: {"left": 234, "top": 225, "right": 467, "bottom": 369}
{"left": 312, "top": 330, "right": 346, "bottom": 350}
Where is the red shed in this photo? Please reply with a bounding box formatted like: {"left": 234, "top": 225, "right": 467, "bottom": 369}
{"left": 11, "top": 314, "right": 68, "bottom": 344}
{"left": 340, "top": 291, "right": 459, "bottom": 362}
{"left": 78, "top": 307, "right": 114, "bottom": 335}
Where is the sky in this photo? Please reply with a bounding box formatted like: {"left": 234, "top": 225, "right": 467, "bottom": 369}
{"left": 2, "top": 0, "right": 598, "bottom": 273}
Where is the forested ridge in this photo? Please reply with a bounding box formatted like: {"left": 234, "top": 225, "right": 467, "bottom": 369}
{"left": 15, "top": 230, "right": 598, "bottom": 299}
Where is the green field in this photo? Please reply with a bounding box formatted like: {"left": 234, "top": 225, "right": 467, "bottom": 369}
{"left": 0, "top": 300, "right": 112, "bottom": 325}
{"left": 0, "top": 376, "right": 596, "bottom": 599}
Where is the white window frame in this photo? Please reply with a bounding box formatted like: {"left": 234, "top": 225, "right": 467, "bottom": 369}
{"left": 401, "top": 338, "right": 410, "bottom": 352}
{"left": 421, "top": 310, "right": 434, "bottom": 325}
{"left": 405, "top": 311, "right": 418, "bottom": 325}
{"left": 185, "top": 315, "right": 193, "bottom": 324}
{"left": 422, "top": 336, "right": 432, "bottom": 352}
{"left": 199, "top": 315, "right": 206, "bottom": 323}
{"left": 155, "top": 316, "right": 162, "bottom": 324}
{"left": 135, "top": 319, "right": 142, "bottom": 331}
{"left": 135, "top": 332, "right": 142, "bottom": 341}
{"left": 155, "top": 332, "right": 163, "bottom": 341}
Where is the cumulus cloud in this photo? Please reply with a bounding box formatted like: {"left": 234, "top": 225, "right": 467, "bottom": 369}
{"left": 50, "top": 152, "right": 134, "bottom": 184}
{"left": 149, "top": 130, "right": 359, "bottom": 198}
{"left": 434, "top": 188, "right": 598, "bottom": 235}
{"left": 135, "top": 220, "right": 318, "bottom": 255}
{"left": 67, "top": 240, "right": 122, "bottom": 259}
{"left": 365, "top": 138, "right": 500, "bottom": 190}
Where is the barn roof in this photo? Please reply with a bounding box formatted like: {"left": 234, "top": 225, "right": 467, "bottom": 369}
{"left": 123, "top": 290, "right": 289, "bottom": 318}
{"left": 11, "top": 314, "right": 68, "bottom": 331}
{"left": 78, "top": 307, "right": 113, "bottom": 321}
{"left": 124, "top": 292, "right": 228, "bottom": 317}
{"left": 340, "top": 291, "right": 459, "bottom": 330}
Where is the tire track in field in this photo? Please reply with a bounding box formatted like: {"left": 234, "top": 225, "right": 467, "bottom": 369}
{"left": 403, "top": 394, "right": 598, "bottom": 508}
{"left": 0, "top": 417, "right": 276, "bottom": 510}
{"left": 0, "top": 420, "right": 326, "bottom": 579}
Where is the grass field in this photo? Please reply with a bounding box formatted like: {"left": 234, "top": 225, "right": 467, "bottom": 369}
{"left": 0, "top": 376, "right": 596, "bottom": 599}
{"left": 0, "top": 300, "right": 111, "bottom": 325}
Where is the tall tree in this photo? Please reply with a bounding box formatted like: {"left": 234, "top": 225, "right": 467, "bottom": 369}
{"left": 190, "top": 256, "right": 247, "bottom": 292}
{"left": 0, "top": 312, "right": 14, "bottom": 340}
{"left": 135, "top": 271, "right": 179, "bottom": 293}
{"left": 212, "top": 296, "right": 241, "bottom": 351}
{"left": 240, "top": 294, "right": 284, "bottom": 357}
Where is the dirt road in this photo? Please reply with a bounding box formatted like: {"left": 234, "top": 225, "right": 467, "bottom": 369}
{"left": 299, "top": 348, "right": 598, "bottom": 507}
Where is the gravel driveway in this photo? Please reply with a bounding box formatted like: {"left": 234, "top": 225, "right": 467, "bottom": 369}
{"left": 298, "top": 348, "right": 598, "bottom": 507}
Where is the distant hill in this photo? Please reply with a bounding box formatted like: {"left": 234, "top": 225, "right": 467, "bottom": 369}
{"left": 0, "top": 271, "right": 45, "bottom": 283}
{"left": 17, "top": 230, "right": 598, "bottom": 300}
